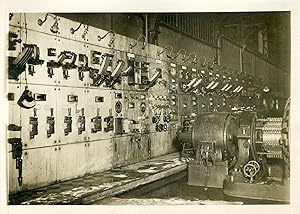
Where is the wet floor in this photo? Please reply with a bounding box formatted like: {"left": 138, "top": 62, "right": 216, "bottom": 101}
{"left": 94, "top": 171, "right": 286, "bottom": 205}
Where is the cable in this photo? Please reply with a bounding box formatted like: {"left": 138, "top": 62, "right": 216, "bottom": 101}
{"left": 164, "top": 45, "right": 174, "bottom": 58}
{"left": 23, "top": 13, "right": 28, "bottom": 88}
{"left": 97, "top": 30, "right": 116, "bottom": 41}
{"left": 70, "top": 23, "right": 82, "bottom": 34}
{"left": 24, "top": 14, "right": 28, "bottom": 44}
{"left": 97, "top": 30, "right": 116, "bottom": 47}
{"left": 37, "top": 13, "right": 57, "bottom": 26}
{"left": 129, "top": 34, "right": 146, "bottom": 49}
{"left": 184, "top": 52, "right": 197, "bottom": 63}
{"left": 194, "top": 55, "right": 207, "bottom": 66}
{"left": 173, "top": 49, "right": 186, "bottom": 60}
{"left": 24, "top": 68, "right": 28, "bottom": 88}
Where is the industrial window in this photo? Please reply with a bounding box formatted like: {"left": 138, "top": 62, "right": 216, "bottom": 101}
{"left": 258, "top": 28, "right": 268, "bottom": 56}
{"left": 160, "top": 14, "right": 217, "bottom": 46}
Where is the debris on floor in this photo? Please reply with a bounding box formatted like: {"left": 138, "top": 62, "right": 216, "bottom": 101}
{"left": 98, "top": 197, "right": 244, "bottom": 205}
{"left": 9, "top": 153, "right": 187, "bottom": 205}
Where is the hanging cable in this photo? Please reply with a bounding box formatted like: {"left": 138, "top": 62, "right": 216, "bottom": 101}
{"left": 184, "top": 52, "right": 197, "bottom": 63}
{"left": 37, "top": 13, "right": 57, "bottom": 26}
{"left": 24, "top": 13, "right": 28, "bottom": 88}
{"left": 129, "top": 34, "right": 146, "bottom": 49}
{"left": 97, "top": 30, "right": 116, "bottom": 47}
{"left": 37, "top": 13, "right": 59, "bottom": 34}
{"left": 98, "top": 30, "right": 115, "bottom": 41}
{"left": 165, "top": 45, "right": 174, "bottom": 59}
{"left": 70, "top": 23, "right": 82, "bottom": 34}
{"left": 173, "top": 49, "right": 186, "bottom": 60}
{"left": 194, "top": 55, "right": 207, "bottom": 66}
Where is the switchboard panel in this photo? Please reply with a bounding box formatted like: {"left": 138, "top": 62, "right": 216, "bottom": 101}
{"left": 7, "top": 12, "right": 283, "bottom": 194}
{"left": 56, "top": 87, "right": 87, "bottom": 144}
{"left": 86, "top": 88, "right": 112, "bottom": 141}
{"left": 8, "top": 83, "right": 21, "bottom": 140}
{"left": 19, "top": 84, "right": 57, "bottom": 148}
{"left": 85, "top": 139, "right": 113, "bottom": 174}
{"left": 8, "top": 146, "right": 57, "bottom": 192}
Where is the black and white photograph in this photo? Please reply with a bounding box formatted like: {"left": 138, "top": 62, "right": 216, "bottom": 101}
{"left": 1, "top": 0, "right": 300, "bottom": 213}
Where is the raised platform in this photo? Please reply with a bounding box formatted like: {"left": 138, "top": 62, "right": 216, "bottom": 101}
{"left": 9, "top": 152, "right": 187, "bottom": 205}
{"left": 223, "top": 176, "right": 290, "bottom": 202}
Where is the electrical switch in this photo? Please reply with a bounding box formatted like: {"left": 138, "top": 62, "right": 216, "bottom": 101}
{"left": 78, "top": 108, "right": 86, "bottom": 135}
{"left": 56, "top": 51, "right": 77, "bottom": 79}
{"left": 47, "top": 108, "right": 55, "bottom": 138}
{"left": 90, "top": 50, "right": 102, "bottom": 65}
{"left": 127, "top": 59, "right": 136, "bottom": 85}
{"left": 90, "top": 53, "right": 114, "bottom": 87}
{"left": 47, "top": 54, "right": 60, "bottom": 78}
{"left": 9, "top": 32, "right": 22, "bottom": 51}
{"left": 115, "top": 117, "right": 124, "bottom": 134}
{"left": 184, "top": 78, "right": 197, "bottom": 93}
{"left": 64, "top": 108, "right": 72, "bottom": 136}
{"left": 145, "top": 68, "right": 162, "bottom": 89}
{"left": 106, "top": 60, "right": 125, "bottom": 87}
{"left": 27, "top": 44, "right": 44, "bottom": 76}
{"left": 8, "top": 138, "right": 23, "bottom": 186}
{"left": 104, "top": 109, "right": 114, "bottom": 132}
{"left": 29, "top": 108, "right": 38, "bottom": 139}
{"left": 91, "top": 108, "right": 102, "bottom": 133}
{"left": 140, "top": 61, "right": 150, "bottom": 86}
{"left": 78, "top": 54, "right": 90, "bottom": 81}
{"left": 9, "top": 44, "right": 43, "bottom": 80}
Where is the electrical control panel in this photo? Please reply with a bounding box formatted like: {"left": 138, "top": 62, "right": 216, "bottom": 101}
{"left": 7, "top": 13, "right": 280, "bottom": 194}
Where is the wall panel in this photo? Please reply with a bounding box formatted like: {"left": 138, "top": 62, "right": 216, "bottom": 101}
{"left": 20, "top": 84, "right": 57, "bottom": 149}
{"left": 220, "top": 38, "right": 241, "bottom": 73}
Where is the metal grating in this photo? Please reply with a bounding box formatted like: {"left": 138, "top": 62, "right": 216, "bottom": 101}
{"left": 160, "top": 14, "right": 217, "bottom": 46}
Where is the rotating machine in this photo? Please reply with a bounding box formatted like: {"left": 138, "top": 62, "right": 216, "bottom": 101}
{"left": 177, "top": 98, "right": 290, "bottom": 202}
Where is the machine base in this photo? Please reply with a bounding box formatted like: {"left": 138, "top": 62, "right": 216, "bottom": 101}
{"left": 187, "top": 161, "right": 228, "bottom": 188}
{"left": 223, "top": 176, "right": 289, "bottom": 202}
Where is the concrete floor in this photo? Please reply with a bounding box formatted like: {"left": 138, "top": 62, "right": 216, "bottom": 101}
{"left": 9, "top": 152, "right": 187, "bottom": 205}
{"left": 95, "top": 172, "right": 285, "bottom": 205}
